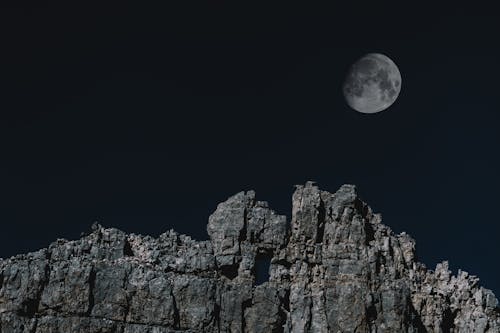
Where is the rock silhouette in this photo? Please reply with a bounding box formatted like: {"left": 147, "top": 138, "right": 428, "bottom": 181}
{"left": 0, "top": 182, "right": 498, "bottom": 332}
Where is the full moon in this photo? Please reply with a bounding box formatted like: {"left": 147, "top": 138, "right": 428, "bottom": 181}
{"left": 343, "top": 53, "right": 401, "bottom": 114}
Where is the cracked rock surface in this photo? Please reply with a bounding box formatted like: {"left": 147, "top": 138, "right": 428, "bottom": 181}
{"left": 0, "top": 182, "right": 498, "bottom": 332}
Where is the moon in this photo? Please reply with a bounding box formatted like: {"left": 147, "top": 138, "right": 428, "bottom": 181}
{"left": 343, "top": 53, "right": 402, "bottom": 114}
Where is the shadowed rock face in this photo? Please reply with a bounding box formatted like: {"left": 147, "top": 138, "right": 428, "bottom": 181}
{"left": 0, "top": 182, "right": 498, "bottom": 332}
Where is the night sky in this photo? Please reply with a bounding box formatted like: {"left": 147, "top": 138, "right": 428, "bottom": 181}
{"left": 1, "top": 3, "right": 499, "bottom": 295}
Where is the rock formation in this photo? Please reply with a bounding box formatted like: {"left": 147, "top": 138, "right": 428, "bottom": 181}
{"left": 0, "top": 182, "right": 498, "bottom": 332}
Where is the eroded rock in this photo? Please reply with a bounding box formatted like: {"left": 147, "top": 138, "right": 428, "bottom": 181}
{"left": 0, "top": 182, "right": 498, "bottom": 332}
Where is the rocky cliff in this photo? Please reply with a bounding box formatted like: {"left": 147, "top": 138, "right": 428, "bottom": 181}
{"left": 0, "top": 182, "right": 498, "bottom": 332}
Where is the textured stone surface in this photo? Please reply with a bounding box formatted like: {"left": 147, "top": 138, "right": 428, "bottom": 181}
{"left": 0, "top": 182, "right": 498, "bottom": 332}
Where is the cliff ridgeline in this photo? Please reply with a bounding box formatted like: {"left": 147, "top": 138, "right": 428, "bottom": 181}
{"left": 0, "top": 182, "right": 498, "bottom": 332}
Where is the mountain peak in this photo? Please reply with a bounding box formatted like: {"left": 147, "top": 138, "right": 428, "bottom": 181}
{"left": 0, "top": 183, "right": 498, "bottom": 332}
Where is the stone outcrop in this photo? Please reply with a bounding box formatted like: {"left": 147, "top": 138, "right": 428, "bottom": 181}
{"left": 0, "top": 182, "right": 498, "bottom": 332}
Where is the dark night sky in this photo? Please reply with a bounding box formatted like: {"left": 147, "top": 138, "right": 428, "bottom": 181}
{"left": 0, "top": 3, "right": 499, "bottom": 295}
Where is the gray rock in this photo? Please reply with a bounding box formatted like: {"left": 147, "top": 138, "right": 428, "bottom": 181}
{"left": 0, "top": 182, "right": 498, "bottom": 332}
